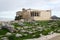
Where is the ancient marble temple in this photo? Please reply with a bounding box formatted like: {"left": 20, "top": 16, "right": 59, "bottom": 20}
{"left": 15, "top": 8, "right": 51, "bottom": 21}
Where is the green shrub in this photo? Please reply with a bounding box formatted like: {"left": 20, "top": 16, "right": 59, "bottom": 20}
{"left": 0, "top": 28, "right": 9, "bottom": 35}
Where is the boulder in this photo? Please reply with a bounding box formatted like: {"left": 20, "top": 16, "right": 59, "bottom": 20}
{"left": 0, "top": 25, "right": 2, "bottom": 29}
{"left": 1, "top": 37, "right": 8, "bottom": 40}
{"left": 18, "top": 22, "right": 25, "bottom": 26}
{"left": 2, "top": 23, "right": 15, "bottom": 32}
{"left": 6, "top": 32, "right": 12, "bottom": 36}
{"left": 16, "top": 33, "right": 22, "bottom": 37}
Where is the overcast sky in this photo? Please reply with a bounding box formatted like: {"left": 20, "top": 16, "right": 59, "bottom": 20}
{"left": 0, "top": 0, "right": 60, "bottom": 20}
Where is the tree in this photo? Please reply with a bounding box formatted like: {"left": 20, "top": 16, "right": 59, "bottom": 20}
{"left": 51, "top": 15, "right": 60, "bottom": 19}
{"left": 15, "top": 15, "right": 22, "bottom": 20}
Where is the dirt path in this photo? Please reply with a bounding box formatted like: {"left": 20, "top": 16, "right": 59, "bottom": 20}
{"left": 49, "top": 35, "right": 60, "bottom": 40}
{"left": 26, "top": 33, "right": 60, "bottom": 40}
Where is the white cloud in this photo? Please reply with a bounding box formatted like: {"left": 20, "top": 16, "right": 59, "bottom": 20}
{"left": 0, "top": 11, "right": 16, "bottom": 19}
{"left": 0, "top": 0, "right": 60, "bottom": 21}
{"left": 48, "top": 0, "right": 60, "bottom": 4}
